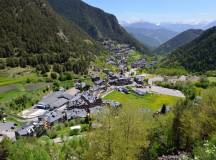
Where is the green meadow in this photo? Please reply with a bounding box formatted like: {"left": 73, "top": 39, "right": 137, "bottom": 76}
{"left": 104, "top": 90, "right": 181, "bottom": 111}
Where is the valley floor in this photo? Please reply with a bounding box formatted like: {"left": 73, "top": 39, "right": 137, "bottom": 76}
{"left": 104, "top": 90, "right": 181, "bottom": 111}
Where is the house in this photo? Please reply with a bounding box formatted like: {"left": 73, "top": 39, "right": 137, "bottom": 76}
{"left": 118, "top": 77, "right": 133, "bottom": 86}
{"left": 135, "top": 84, "right": 143, "bottom": 88}
{"left": 110, "top": 76, "right": 133, "bottom": 86}
{"left": 0, "top": 122, "right": 16, "bottom": 142}
{"left": 21, "top": 88, "right": 78, "bottom": 120}
{"left": 89, "top": 85, "right": 106, "bottom": 97}
{"left": 91, "top": 76, "right": 100, "bottom": 82}
{"left": 117, "top": 87, "right": 129, "bottom": 94}
{"left": 68, "top": 94, "right": 86, "bottom": 109}
{"left": 134, "top": 89, "right": 147, "bottom": 96}
{"left": 66, "top": 109, "right": 87, "bottom": 120}
{"left": 64, "top": 87, "right": 80, "bottom": 97}
{"left": 75, "top": 82, "right": 88, "bottom": 90}
{"left": 81, "top": 92, "right": 102, "bottom": 106}
{"left": 15, "top": 122, "right": 44, "bottom": 137}
{"left": 68, "top": 91, "right": 102, "bottom": 109}
{"left": 134, "top": 76, "right": 144, "bottom": 85}
{"left": 37, "top": 90, "right": 68, "bottom": 110}
{"left": 94, "top": 79, "right": 106, "bottom": 86}
{"left": 108, "top": 74, "right": 132, "bottom": 86}
{"left": 131, "top": 59, "right": 146, "bottom": 69}
{"left": 107, "top": 72, "right": 118, "bottom": 80}
{"left": 38, "top": 111, "right": 65, "bottom": 128}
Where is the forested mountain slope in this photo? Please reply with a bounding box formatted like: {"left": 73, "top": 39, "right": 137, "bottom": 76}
{"left": 167, "top": 27, "right": 216, "bottom": 72}
{"left": 156, "top": 29, "right": 203, "bottom": 54}
{"left": 48, "top": 0, "right": 148, "bottom": 52}
{"left": 0, "top": 0, "right": 101, "bottom": 74}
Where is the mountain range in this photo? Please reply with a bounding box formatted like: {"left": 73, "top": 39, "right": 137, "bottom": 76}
{"left": 123, "top": 21, "right": 216, "bottom": 32}
{"left": 156, "top": 29, "right": 204, "bottom": 54}
{"left": 123, "top": 21, "right": 216, "bottom": 49}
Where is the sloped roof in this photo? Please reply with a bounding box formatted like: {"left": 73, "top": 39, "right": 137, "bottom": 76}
{"left": 0, "top": 122, "right": 16, "bottom": 133}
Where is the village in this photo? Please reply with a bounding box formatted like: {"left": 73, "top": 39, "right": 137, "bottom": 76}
{"left": 0, "top": 40, "right": 196, "bottom": 143}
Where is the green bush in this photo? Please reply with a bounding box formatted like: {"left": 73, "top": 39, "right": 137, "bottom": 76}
{"left": 81, "top": 124, "right": 89, "bottom": 132}
{"left": 26, "top": 78, "right": 31, "bottom": 83}
{"left": 50, "top": 72, "right": 58, "bottom": 80}
{"left": 195, "top": 77, "right": 209, "bottom": 89}
{"left": 69, "top": 129, "right": 80, "bottom": 136}
{"left": 59, "top": 72, "right": 72, "bottom": 81}
{"left": 47, "top": 130, "right": 58, "bottom": 139}
{"left": 52, "top": 81, "right": 60, "bottom": 91}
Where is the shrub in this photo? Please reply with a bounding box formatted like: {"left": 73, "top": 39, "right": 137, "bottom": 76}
{"left": 69, "top": 129, "right": 80, "bottom": 136}
{"left": 195, "top": 77, "right": 209, "bottom": 89}
{"left": 26, "top": 78, "right": 31, "bottom": 83}
{"left": 50, "top": 72, "right": 58, "bottom": 80}
{"left": 47, "top": 130, "right": 57, "bottom": 139}
{"left": 81, "top": 124, "right": 89, "bottom": 132}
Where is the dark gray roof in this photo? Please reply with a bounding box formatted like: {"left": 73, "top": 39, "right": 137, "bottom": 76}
{"left": 38, "top": 91, "right": 65, "bottom": 108}
{"left": 36, "top": 91, "right": 70, "bottom": 109}
{"left": 51, "top": 98, "right": 68, "bottom": 109}
{"left": 134, "top": 90, "right": 146, "bottom": 95}
{"left": 40, "top": 111, "right": 65, "bottom": 124}
{"left": 68, "top": 94, "right": 86, "bottom": 108}
{"left": 90, "top": 106, "right": 103, "bottom": 114}
{"left": 58, "top": 93, "right": 74, "bottom": 100}
{"left": 66, "top": 109, "right": 87, "bottom": 120}
{"left": 16, "top": 124, "right": 34, "bottom": 136}
{"left": 94, "top": 80, "right": 105, "bottom": 86}
{"left": 81, "top": 93, "right": 96, "bottom": 104}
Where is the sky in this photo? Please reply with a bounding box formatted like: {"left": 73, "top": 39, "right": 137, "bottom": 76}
{"left": 83, "top": 0, "right": 216, "bottom": 24}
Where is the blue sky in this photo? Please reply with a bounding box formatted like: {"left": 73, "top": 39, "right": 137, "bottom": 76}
{"left": 83, "top": 0, "right": 216, "bottom": 24}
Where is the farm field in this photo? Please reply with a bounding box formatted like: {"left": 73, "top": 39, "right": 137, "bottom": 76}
{"left": 0, "top": 83, "right": 51, "bottom": 103}
{"left": 0, "top": 67, "right": 49, "bottom": 104}
{"left": 0, "top": 67, "right": 40, "bottom": 86}
{"left": 104, "top": 90, "right": 181, "bottom": 111}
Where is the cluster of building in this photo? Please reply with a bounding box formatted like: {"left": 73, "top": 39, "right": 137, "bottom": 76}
{"left": 106, "top": 71, "right": 133, "bottom": 86}
{"left": 0, "top": 80, "right": 113, "bottom": 142}
{"left": 103, "top": 39, "right": 158, "bottom": 72}
{"left": 0, "top": 39, "right": 160, "bottom": 142}
{"left": 103, "top": 39, "right": 135, "bottom": 73}
{"left": 131, "top": 59, "right": 157, "bottom": 69}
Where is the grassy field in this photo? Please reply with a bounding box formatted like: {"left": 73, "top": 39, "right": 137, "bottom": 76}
{"left": 0, "top": 67, "right": 41, "bottom": 86}
{"left": 0, "top": 67, "right": 47, "bottom": 104}
{"left": 0, "top": 75, "right": 39, "bottom": 86}
{"left": 104, "top": 91, "right": 181, "bottom": 111}
{"left": 0, "top": 82, "right": 51, "bottom": 103}
{"left": 208, "top": 77, "right": 216, "bottom": 82}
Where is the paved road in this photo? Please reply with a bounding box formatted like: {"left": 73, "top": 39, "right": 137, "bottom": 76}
{"left": 137, "top": 86, "right": 185, "bottom": 98}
